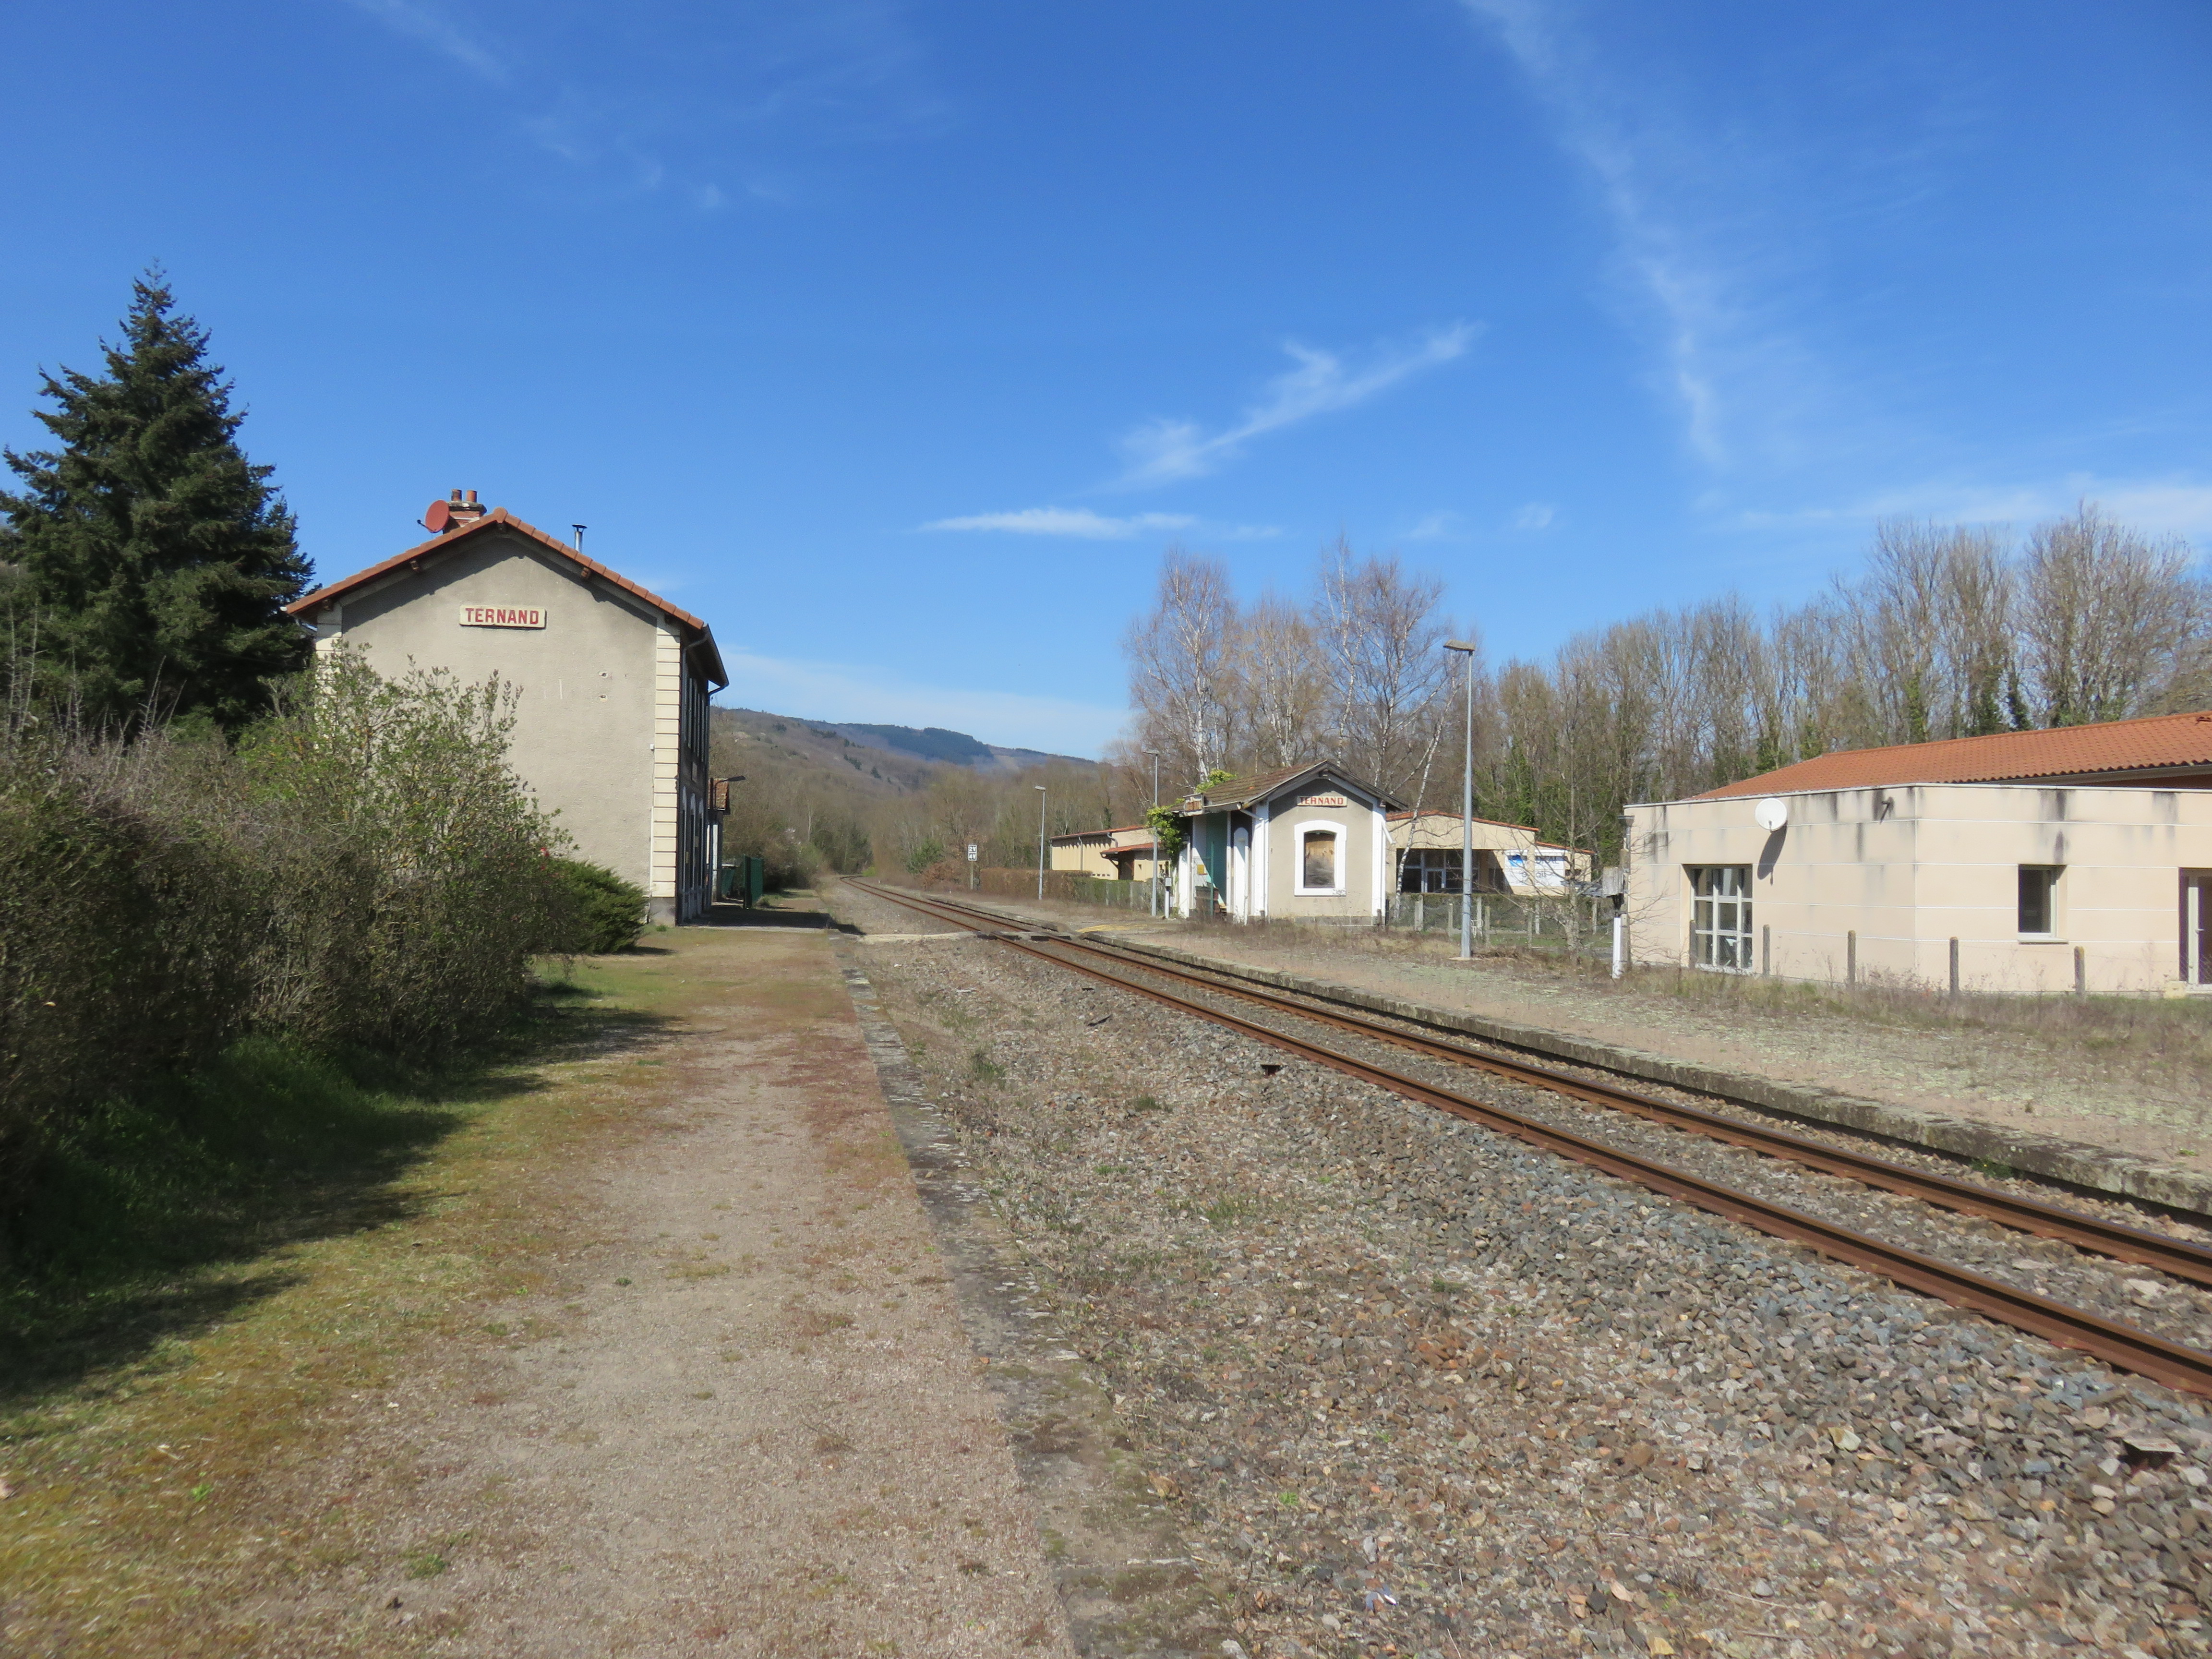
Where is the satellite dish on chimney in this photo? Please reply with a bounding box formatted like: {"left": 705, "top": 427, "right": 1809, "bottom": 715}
{"left": 424, "top": 499, "right": 453, "bottom": 533}
{"left": 1753, "top": 796, "right": 1790, "bottom": 832}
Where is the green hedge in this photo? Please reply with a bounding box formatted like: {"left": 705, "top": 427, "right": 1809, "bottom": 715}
{"left": 0, "top": 650, "right": 569, "bottom": 1218}
{"left": 549, "top": 857, "right": 648, "bottom": 954}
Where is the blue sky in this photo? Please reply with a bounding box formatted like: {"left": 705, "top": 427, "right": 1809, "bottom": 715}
{"left": 3, "top": 2, "right": 2209, "bottom": 755}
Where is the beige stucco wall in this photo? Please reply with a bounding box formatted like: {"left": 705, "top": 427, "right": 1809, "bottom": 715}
{"left": 1624, "top": 782, "right": 2212, "bottom": 995}
{"left": 1050, "top": 836, "right": 1119, "bottom": 877}
{"left": 307, "top": 526, "right": 661, "bottom": 899}
{"left": 1255, "top": 791, "right": 1387, "bottom": 919}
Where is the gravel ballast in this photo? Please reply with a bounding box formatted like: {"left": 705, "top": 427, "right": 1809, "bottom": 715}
{"left": 833, "top": 881, "right": 2212, "bottom": 1659}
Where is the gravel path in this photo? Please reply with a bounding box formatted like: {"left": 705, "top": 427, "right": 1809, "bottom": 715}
{"left": 834, "top": 880, "right": 2212, "bottom": 1659}
{"left": 918, "top": 890, "right": 2212, "bottom": 1170}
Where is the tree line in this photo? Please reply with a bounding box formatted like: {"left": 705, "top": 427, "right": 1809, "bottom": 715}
{"left": 0, "top": 275, "right": 628, "bottom": 1226}
{"left": 1118, "top": 510, "right": 2212, "bottom": 864}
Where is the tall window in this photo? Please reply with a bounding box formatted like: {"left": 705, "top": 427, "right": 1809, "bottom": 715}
{"left": 1302, "top": 830, "right": 1337, "bottom": 890}
{"left": 2018, "top": 866, "right": 2061, "bottom": 935}
{"left": 1689, "top": 866, "right": 1753, "bottom": 971}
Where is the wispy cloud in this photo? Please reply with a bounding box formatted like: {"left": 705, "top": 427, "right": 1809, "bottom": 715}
{"left": 1510, "top": 502, "right": 1555, "bottom": 531}
{"left": 922, "top": 507, "right": 1195, "bottom": 540}
{"left": 340, "top": 0, "right": 506, "bottom": 84}
{"left": 1117, "top": 325, "right": 1478, "bottom": 487}
{"left": 335, "top": 1, "right": 945, "bottom": 209}
{"left": 1460, "top": 1, "right": 1967, "bottom": 477}
{"left": 1407, "top": 511, "right": 1459, "bottom": 541}
{"left": 1735, "top": 473, "right": 2212, "bottom": 542}
{"left": 714, "top": 648, "right": 1123, "bottom": 756}
{"left": 1462, "top": 0, "right": 1759, "bottom": 467}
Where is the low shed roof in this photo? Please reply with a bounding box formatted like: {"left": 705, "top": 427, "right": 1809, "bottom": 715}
{"left": 1696, "top": 708, "right": 2212, "bottom": 800}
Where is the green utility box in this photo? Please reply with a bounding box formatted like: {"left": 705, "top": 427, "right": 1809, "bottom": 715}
{"left": 716, "top": 855, "right": 765, "bottom": 908}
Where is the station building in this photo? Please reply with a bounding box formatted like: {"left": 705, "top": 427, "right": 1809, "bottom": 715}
{"left": 1624, "top": 709, "right": 2212, "bottom": 995}
{"left": 1172, "top": 762, "right": 1403, "bottom": 921}
{"left": 286, "top": 493, "right": 729, "bottom": 924}
{"left": 1048, "top": 824, "right": 1165, "bottom": 883}
{"left": 1390, "top": 810, "right": 1592, "bottom": 896}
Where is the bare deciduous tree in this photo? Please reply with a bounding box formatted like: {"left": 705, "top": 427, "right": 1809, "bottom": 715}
{"left": 1236, "top": 591, "right": 1323, "bottom": 772}
{"left": 2018, "top": 504, "right": 2204, "bottom": 727}
{"left": 1124, "top": 547, "right": 1240, "bottom": 791}
{"left": 1311, "top": 537, "right": 1453, "bottom": 798}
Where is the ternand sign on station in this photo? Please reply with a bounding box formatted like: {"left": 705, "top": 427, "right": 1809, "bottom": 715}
{"left": 457, "top": 604, "right": 546, "bottom": 628}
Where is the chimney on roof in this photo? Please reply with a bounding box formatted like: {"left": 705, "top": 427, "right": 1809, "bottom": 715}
{"left": 422, "top": 489, "right": 488, "bottom": 535}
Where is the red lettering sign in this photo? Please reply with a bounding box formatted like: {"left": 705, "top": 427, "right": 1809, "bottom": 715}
{"left": 457, "top": 605, "right": 547, "bottom": 628}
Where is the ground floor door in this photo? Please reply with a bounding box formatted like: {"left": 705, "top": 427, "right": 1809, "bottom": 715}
{"left": 2186, "top": 872, "right": 2212, "bottom": 985}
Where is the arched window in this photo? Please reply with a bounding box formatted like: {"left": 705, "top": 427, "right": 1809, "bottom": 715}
{"left": 1294, "top": 822, "right": 1345, "bottom": 895}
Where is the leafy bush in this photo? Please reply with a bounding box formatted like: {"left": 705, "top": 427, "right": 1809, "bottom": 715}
{"left": 0, "top": 734, "right": 259, "bottom": 1207}
{"left": 905, "top": 835, "right": 946, "bottom": 876}
{"left": 549, "top": 857, "right": 647, "bottom": 954}
{"left": 0, "top": 649, "right": 567, "bottom": 1216}
{"left": 236, "top": 649, "right": 565, "bottom": 1055}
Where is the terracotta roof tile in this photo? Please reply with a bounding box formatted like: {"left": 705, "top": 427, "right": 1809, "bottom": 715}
{"left": 287, "top": 507, "right": 725, "bottom": 685}
{"left": 1695, "top": 708, "right": 2212, "bottom": 799}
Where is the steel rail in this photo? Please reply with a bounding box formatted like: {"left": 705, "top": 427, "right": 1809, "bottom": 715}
{"left": 854, "top": 880, "right": 2212, "bottom": 1290}
{"left": 848, "top": 879, "right": 2212, "bottom": 1398}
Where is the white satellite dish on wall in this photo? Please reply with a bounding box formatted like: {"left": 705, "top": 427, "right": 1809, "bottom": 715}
{"left": 1753, "top": 796, "right": 1790, "bottom": 832}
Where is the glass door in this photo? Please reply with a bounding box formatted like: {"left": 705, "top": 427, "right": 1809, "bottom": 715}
{"left": 2186, "top": 873, "right": 2212, "bottom": 986}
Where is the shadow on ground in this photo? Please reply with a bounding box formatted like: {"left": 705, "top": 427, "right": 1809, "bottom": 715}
{"left": 691, "top": 899, "right": 856, "bottom": 933}
{"left": 0, "top": 988, "right": 672, "bottom": 1405}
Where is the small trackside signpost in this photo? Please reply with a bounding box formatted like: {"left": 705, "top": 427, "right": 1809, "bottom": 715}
{"left": 967, "top": 842, "right": 978, "bottom": 892}
{"left": 1602, "top": 866, "right": 1627, "bottom": 979}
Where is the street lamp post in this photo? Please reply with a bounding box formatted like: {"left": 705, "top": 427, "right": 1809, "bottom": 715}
{"left": 1443, "top": 640, "right": 1480, "bottom": 960}
{"left": 1035, "top": 784, "right": 1049, "bottom": 902}
{"left": 1144, "top": 747, "right": 1162, "bottom": 918}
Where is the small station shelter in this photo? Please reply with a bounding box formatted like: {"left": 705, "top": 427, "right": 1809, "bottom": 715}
{"left": 287, "top": 493, "right": 729, "bottom": 925}
{"left": 1172, "top": 763, "right": 1402, "bottom": 921}
{"left": 1624, "top": 709, "right": 2212, "bottom": 995}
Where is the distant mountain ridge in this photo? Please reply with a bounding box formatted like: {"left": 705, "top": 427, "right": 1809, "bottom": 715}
{"left": 828, "top": 722, "right": 1090, "bottom": 773}
{"left": 711, "top": 707, "right": 1094, "bottom": 782}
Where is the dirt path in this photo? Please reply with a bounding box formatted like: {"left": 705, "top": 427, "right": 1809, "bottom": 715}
{"left": 263, "top": 928, "right": 1074, "bottom": 1657}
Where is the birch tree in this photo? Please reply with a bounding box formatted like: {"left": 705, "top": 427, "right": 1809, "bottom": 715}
{"left": 1123, "top": 548, "right": 1240, "bottom": 790}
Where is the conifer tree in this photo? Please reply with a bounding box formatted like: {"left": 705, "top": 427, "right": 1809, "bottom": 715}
{"left": 0, "top": 271, "right": 311, "bottom": 732}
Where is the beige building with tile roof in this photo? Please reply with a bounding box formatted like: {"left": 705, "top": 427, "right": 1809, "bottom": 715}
{"left": 287, "top": 493, "right": 728, "bottom": 925}
{"left": 1047, "top": 825, "right": 1164, "bottom": 881}
{"left": 1626, "top": 709, "right": 2212, "bottom": 995}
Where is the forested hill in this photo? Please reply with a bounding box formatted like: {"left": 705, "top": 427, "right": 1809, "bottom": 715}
{"left": 704, "top": 705, "right": 1112, "bottom": 885}
{"left": 711, "top": 707, "right": 1093, "bottom": 790}
{"left": 828, "top": 721, "right": 1084, "bottom": 773}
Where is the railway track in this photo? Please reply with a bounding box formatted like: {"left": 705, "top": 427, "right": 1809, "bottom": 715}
{"left": 848, "top": 877, "right": 2212, "bottom": 1400}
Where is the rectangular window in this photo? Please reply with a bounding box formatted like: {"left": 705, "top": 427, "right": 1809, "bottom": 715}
{"left": 1302, "top": 830, "right": 1337, "bottom": 890}
{"left": 1399, "top": 848, "right": 1466, "bottom": 893}
{"left": 2018, "top": 865, "right": 2061, "bottom": 936}
{"left": 1688, "top": 865, "right": 1754, "bottom": 971}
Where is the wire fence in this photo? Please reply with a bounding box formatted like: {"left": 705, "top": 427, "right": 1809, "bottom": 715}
{"left": 1380, "top": 890, "right": 1617, "bottom": 963}
{"left": 907, "top": 866, "right": 1611, "bottom": 949}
